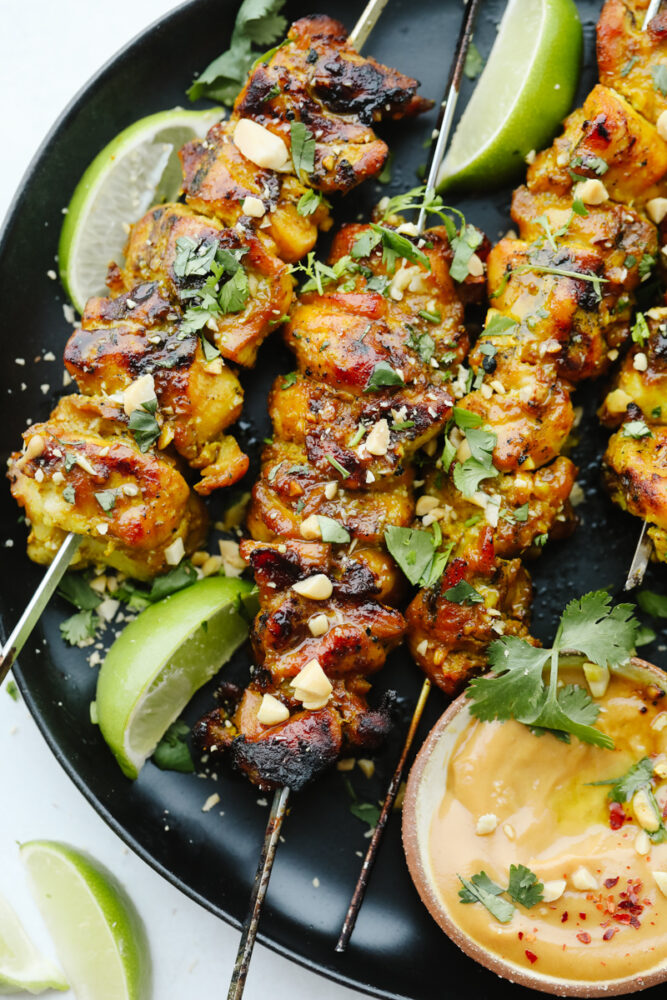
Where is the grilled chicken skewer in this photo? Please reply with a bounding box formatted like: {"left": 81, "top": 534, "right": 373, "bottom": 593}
{"left": 594, "top": 0, "right": 667, "bottom": 586}
{"left": 195, "top": 7, "right": 487, "bottom": 989}
{"left": 2, "top": 8, "right": 431, "bottom": 677}
{"left": 341, "top": 0, "right": 667, "bottom": 943}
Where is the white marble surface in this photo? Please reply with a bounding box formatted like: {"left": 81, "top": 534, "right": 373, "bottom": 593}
{"left": 0, "top": 2, "right": 362, "bottom": 997}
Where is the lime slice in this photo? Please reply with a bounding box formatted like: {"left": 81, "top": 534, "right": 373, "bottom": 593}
{"left": 21, "top": 842, "right": 149, "bottom": 1000}
{"left": 59, "top": 106, "right": 223, "bottom": 312}
{"left": 96, "top": 577, "right": 258, "bottom": 779}
{"left": 437, "top": 0, "right": 582, "bottom": 192}
{"left": 0, "top": 892, "right": 67, "bottom": 995}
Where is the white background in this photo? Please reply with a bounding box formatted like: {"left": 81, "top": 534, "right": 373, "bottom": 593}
{"left": 0, "top": 2, "right": 362, "bottom": 997}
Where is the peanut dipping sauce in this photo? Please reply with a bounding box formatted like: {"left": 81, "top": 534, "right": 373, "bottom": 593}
{"left": 429, "top": 671, "right": 667, "bottom": 983}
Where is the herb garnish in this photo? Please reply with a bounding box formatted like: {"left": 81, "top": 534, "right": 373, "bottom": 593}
{"left": 57, "top": 572, "right": 103, "bottom": 646}
{"left": 622, "top": 420, "right": 651, "bottom": 439}
{"left": 129, "top": 399, "right": 160, "bottom": 453}
{"left": 296, "top": 188, "right": 329, "bottom": 217}
{"left": 466, "top": 590, "right": 638, "bottom": 748}
{"left": 364, "top": 361, "right": 405, "bottom": 393}
{"left": 152, "top": 720, "right": 195, "bottom": 773}
{"left": 632, "top": 312, "right": 649, "bottom": 347}
{"left": 290, "top": 121, "right": 316, "bottom": 176}
{"left": 384, "top": 526, "right": 452, "bottom": 588}
{"left": 317, "top": 516, "right": 350, "bottom": 544}
{"left": 459, "top": 864, "right": 544, "bottom": 922}
{"left": 187, "top": 0, "right": 288, "bottom": 104}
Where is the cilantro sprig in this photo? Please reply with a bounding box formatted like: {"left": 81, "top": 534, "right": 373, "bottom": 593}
{"left": 459, "top": 863, "right": 544, "bottom": 922}
{"left": 187, "top": 0, "right": 288, "bottom": 104}
{"left": 466, "top": 591, "right": 639, "bottom": 749}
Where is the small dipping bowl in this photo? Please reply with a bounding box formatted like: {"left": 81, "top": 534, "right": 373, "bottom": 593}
{"left": 403, "top": 658, "right": 667, "bottom": 997}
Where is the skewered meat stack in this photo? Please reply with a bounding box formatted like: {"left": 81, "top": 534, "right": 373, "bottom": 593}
{"left": 596, "top": 0, "right": 667, "bottom": 564}
{"left": 7, "top": 16, "right": 431, "bottom": 577}
{"left": 195, "top": 209, "right": 485, "bottom": 790}
{"left": 407, "top": 9, "right": 665, "bottom": 695}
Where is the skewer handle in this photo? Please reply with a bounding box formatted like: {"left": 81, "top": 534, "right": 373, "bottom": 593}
{"left": 349, "top": 0, "right": 391, "bottom": 52}
{"left": 227, "top": 785, "right": 291, "bottom": 1000}
{"left": 0, "top": 532, "right": 80, "bottom": 684}
{"left": 336, "top": 678, "right": 431, "bottom": 952}
{"left": 624, "top": 522, "right": 652, "bottom": 592}
{"left": 417, "top": 0, "right": 482, "bottom": 232}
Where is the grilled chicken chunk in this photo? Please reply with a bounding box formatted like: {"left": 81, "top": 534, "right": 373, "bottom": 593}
{"left": 597, "top": 0, "right": 667, "bottom": 125}
{"left": 7, "top": 395, "right": 207, "bottom": 579}
{"left": 181, "top": 15, "right": 431, "bottom": 261}
{"left": 65, "top": 282, "right": 248, "bottom": 495}
{"left": 110, "top": 202, "right": 294, "bottom": 367}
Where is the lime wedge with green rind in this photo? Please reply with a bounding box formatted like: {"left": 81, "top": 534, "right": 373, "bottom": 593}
{"left": 96, "top": 576, "right": 258, "bottom": 779}
{"left": 21, "top": 841, "right": 149, "bottom": 1000}
{"left": 0, "top": 891, "right": 67, "bottom": 995}
{"left": 437, "top": 0, "right": 582, "bottom": 193}
{"left": 59, "top": 106, "right": 223, "bottom": 313}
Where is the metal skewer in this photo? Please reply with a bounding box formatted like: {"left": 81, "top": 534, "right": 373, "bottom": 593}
{"left": 0, "top": 532, "right": 80, "bottom": 682}
{"left": 336, "top": 0, "right": 482, "bottom": 953}
{"left": 621, "top": 0, "right": 663, "bottom": 588}
{"left": 643, "top": 0, "right": 662, "bottom": 31}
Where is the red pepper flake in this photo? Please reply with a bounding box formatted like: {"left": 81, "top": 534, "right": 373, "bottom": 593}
{"left": 609, "top": 803, "right": 626, "bottom": 830}
{"left": 561, "top": 912, "right": 569, "bottom": 923}
{"left": 579, "top": 912, "right": 587, "bottom": 920}
{"left": 605, "top": 877, "right": 619, "bottom": 889}
{"left": 630, "top": 915, "right": 641, "bottom": 929}
{"left": 518, "top": 932, "right": 524, "bottom": 940}
{"left": 577, "top": 932, "right": 592, "bottom": 944}
{"left": 603, "top": 928, "right": 616, "bottom": 941}
{"left": 525, "top": 951, "right": 538, "bottom": 965}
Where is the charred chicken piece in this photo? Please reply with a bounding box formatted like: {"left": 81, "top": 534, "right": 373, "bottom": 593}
{"left": 109, "top": 203, "right": 294, "bottom": 367}
{"left": 7, "top": 395, "right": 207, "bottom": 579}
{"left": 597, "top": 0, "right": 667, "bottom": 125}
{"left": 180, "top": 15, "right": 431, "bottom": 261}
{"left": 65, "top": 283, "right": 248, "bottom": 496}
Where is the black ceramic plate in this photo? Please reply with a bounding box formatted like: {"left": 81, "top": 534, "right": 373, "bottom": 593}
{"left": 2, "top": 1, "right": 667, "bottom": 997}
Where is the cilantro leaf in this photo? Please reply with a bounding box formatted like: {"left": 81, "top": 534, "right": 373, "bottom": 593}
{"left": 94, "top": 489, "right": 117, "bottom": 513}
{"left": 290, "top": 121, "right": 316, "bottom": 176}
{"left": 152, "top": 720, "right": 195, "bottom": 773}
{"left": 173, "top": 237, "right": 217, "bottom": 278}
{"left": 595, "top": 757, "right": 655, "bottom": 804}
{"left": 463, "top": 40, "right": 484, "bottom": 79}
{"left": 343, "top": 777, "right": 381, "bottom": 832}
{"left": 444, "top": 580, "right": 483, "bottom": 605}
{"left": 482, "top": 315, "right": 518, "bottom": 337}
{"left": 129, "top": 402, "right": 160, "bottom": 452}
{"left": 297, "top": 189, "right": 328, "bottom": 217}
{"left": 558, "top": 590, "right": 638, "bottom": 669}
{"left": 458, "top": 874, "right": 515, "bottom": 923}
{"left": 467, "top": 637, "right": 551, "bottom": 724}
{"left": 637, "top": 590, "right": 667, "bottom": 618}
{"left": 281, "top": 371, "right": 298, "bottom": 389}
{"left": 369, "top": 224, "right": 430, "bottom": 270}
{"left": 364, "top": 361, "right": 404, "bottom": 393}
{"left": 58, "top": 573, "right": 102, "bottom": 611}
{"left": 218, "top": 266, "right": 249, "bottom": 313}
{"left": 507, "top": 864, "right": 544, "bottom": 908}
{"left": 63, "top": 485, "right": 76, "bottom": 504}
{"left": 652, "top": 64, "right": 667, "bottom": 96}
{"left": 187, "top": 0, "right": 287, "bottom": 104}
{"left": 384, "top": 526, "right": 437, "bottom": 586}
{"left": 351, "top": 229, "right": 383, "bottom": 260}
{"left": 452, "top": 407, "right": 482, "bottom": 429}
{"left": 148, "top": 562, "right": 197, "bottom": 603}
{"left": 59, "top": 609, "right": 97, "bottom": 646}
{"left": 449, "top": 225, "right": 483, "bottom": 282}
{"left": 639, "top": 253, "right": 656, "bottom": 282}
{"left": 316, "top": 516, "right": 350, "bottom": 544}
{"left": 453, "top": 456, "right": 498, "bottom": 496}
{"left": 632, "top": 312, "right": 649, "bottom": 347}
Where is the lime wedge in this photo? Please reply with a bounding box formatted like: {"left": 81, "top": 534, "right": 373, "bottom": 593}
{"left": 0, "top": 892, "right": 67, "bottom": 995}
{"left": 21, "top": 842, "right": 149, "bottom": 1000}
{"left": 59, "top": 106, "right": 223, "bottom": 312}
{"left": 96, "top": 576, "right": 258, "bottom": 779}
{"left": 437, "top": 0, "right": 582, "bottom": 192}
